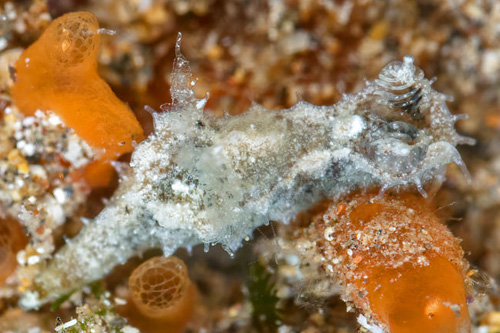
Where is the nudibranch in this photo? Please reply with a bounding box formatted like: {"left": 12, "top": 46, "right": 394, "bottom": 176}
{"left": 12, "top": 12, "right": 144, "bottom": 187}
{"left": 20, "top": 35, "right": 472, "bottom": 308}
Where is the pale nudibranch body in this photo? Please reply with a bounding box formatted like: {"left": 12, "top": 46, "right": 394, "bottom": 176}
{"left": 19, "top": 34, "right": 473, "bottom": 309}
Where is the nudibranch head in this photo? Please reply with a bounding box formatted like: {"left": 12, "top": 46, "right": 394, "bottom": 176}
{"left": 373, "top": 56, "right": 426, "bottom": 121}
{"left": 352, "top": 56, "right": 474, "bottom": 196}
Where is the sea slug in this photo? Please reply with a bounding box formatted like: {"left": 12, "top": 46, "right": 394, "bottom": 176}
{"left": 20, "top": 35, "right": 472, "bottom": 309}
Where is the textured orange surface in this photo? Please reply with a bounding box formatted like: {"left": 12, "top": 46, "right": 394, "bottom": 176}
{"left": 317, "top": 193, "right": 471, "bottom": 332}
{"left": 12, "top": 12, "right": 143, "bottom": 186}
{"left": 118, "top": 256, "right": 196, "bottom": 333}
{"left": 361, "top": 256, "right": 470, "bottom": 332}
{"left": 350, "top": 196, "right": 470, "bottom": 332}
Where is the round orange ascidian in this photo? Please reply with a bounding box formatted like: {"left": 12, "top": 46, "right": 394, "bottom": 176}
{"left": 311, "top": 192, "right": 471, "bottom": 333}
{"left": 12, "top": 11, "right": 144, "bottom": 187}
{"left": 119, "top": 256, "right": 197, "bottom": 333}
{"left": 0, "top": 218, "right": 27, "bottom": 286}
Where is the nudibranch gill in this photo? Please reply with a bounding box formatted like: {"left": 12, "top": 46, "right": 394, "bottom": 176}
{"left": 11, "top": 11, "right": 144, "bottom": 187}
{"left": 20, "top": 35, "right": 473, "bottom": 308}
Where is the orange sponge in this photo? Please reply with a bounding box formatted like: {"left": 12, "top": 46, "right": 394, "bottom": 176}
{"left": 314, "top": 193, "right": 471, "bottom": 332}
{"left": 12, "top": 12, "right": 144, "bottom": 186}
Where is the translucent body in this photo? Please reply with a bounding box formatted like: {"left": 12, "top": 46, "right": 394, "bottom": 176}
{"left": 21, "top": 49, "right": 472, "bottom": 308}
{"left": 0, "top": 218, "right": 27, "bottom": 285}
{"left": 123, "top": 256, "right": 196, "bottom": 333}
{"left": 314, "top": 193, "right": 471, "bottom": 332}
{"left": 12, "top": 12, "right": 144, "bottom": 186}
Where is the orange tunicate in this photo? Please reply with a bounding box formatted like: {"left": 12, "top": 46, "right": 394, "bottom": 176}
{"left": 122, "top": 256, "right": 196, "bottom": 333}
{"left": 12, "top": 11, "right": 144, "bottom": 187}
{"left": 314, "top": 192, "right": 471, "bottom": 333}
{"left": 0, "top": 218, "right": 27, "bottom": 286}
{"left": 362, "top": 256, "right": 469, "bottom": 332}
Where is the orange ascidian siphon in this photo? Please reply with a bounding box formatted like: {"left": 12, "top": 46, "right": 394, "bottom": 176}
{"left": 117, "top": 256, "right": 197, "bottom": 333}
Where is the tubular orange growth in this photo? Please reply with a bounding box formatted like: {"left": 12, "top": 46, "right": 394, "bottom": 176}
{"left": 12, "top": 11, "right": 144, "bottom": 187}
{"left": 314, "top": 193, "right": 471, "bottom": 333}
{"left": 121, "top": 256, "right": 196, "bottom": 333}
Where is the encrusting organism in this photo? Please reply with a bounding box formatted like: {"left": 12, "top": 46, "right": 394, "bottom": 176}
{"left": 19, "top": 29, "right": 472, "bottom": 309}
{"left": 0, "top": 218, "right": 27, "bottom": 286}
{"left": 11, "top": 11, "right": 144, "bottom": 187}
{"left": 298, "top": 192, "right": 471, "bottom": 332}
{"left": 117, "top": 256, "right": 196, "bottom": 333}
